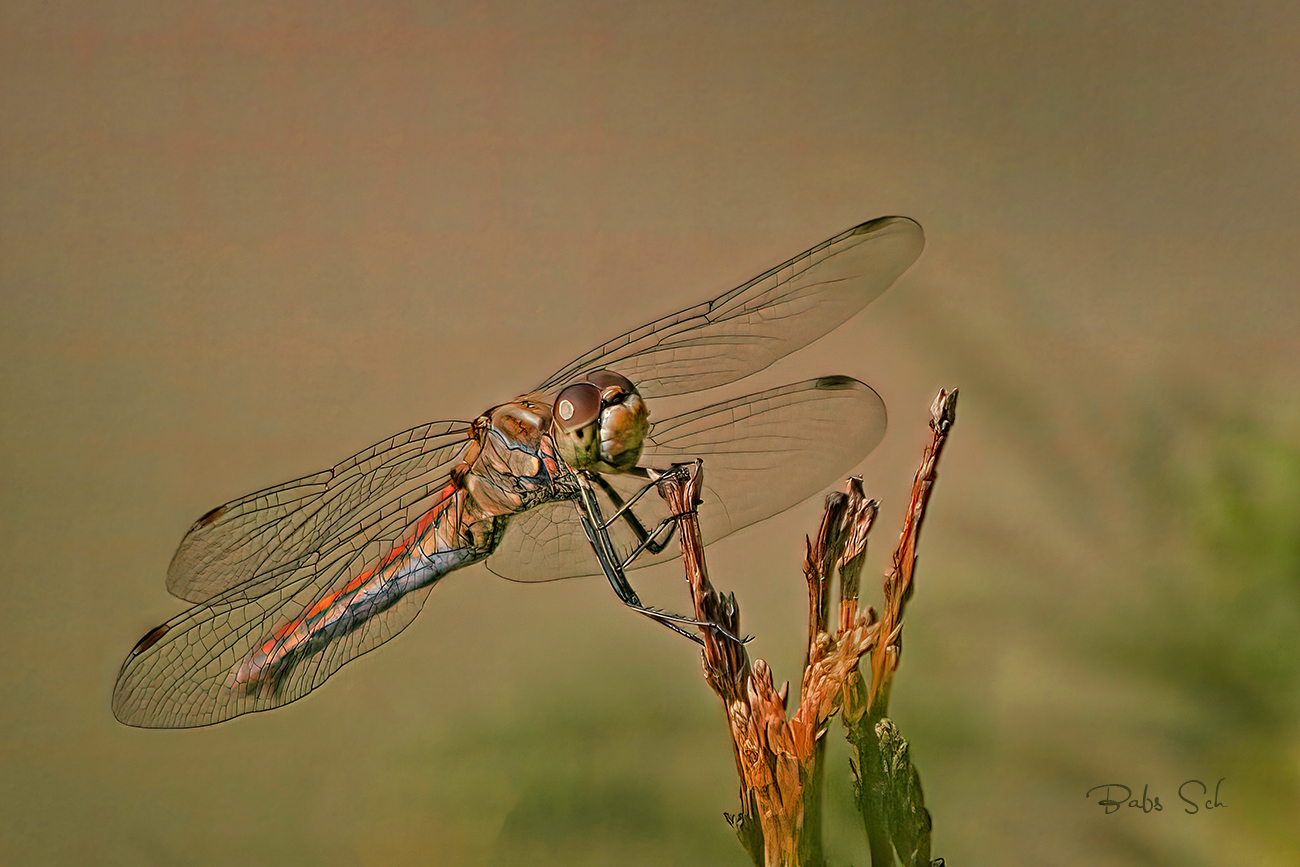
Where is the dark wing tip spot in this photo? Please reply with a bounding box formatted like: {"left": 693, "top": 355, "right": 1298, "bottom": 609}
{"left": 852, "top": 214, "right": 922, "bottom": 235}
{"left": 128, "top": 624, "right": 170, "bottom": 659}
{"left": 196, "top": 505, "right": 227, "bottom": 528}
{"left": 814, "top": 375, "right": 860, "bottom": 391}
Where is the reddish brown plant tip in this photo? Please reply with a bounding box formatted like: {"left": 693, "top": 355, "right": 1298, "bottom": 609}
{"left": 838, "top": 485, "right": 880, "bottom": 611}
{"left": 931, "top": 388, "right": 958, "bottom": 434}
{"left": 867, "top": 388, "right": 959, "bottom": 712}
{"left": 804, "top": 490, "right": 854, "bottom": 672}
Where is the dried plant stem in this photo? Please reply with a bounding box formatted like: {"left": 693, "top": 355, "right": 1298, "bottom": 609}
{"left": 845, "top": 388, "right": 956, "bottom": 867}
{"left": 656, "top": 389, "right": 958, "bottom": 867}
{"left": 866, "top": 388, "right": 959, "bottom": 713}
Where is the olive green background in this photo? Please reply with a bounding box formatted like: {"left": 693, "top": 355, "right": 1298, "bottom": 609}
{"left": 2, "top": 2, "right": 1297, "bottom": 865}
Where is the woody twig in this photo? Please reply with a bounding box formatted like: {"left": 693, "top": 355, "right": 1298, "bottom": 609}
{"left": 844, "top": 388, "right": 957, "bottom": 867}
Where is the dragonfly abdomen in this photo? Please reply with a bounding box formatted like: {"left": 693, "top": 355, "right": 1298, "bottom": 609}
{"left": 228, "top": 543, "right": 488, "bottom": 696}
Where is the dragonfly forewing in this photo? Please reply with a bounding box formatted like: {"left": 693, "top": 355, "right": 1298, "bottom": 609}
{"left": 535, "top": 216, "right": 922, "bottom": 399}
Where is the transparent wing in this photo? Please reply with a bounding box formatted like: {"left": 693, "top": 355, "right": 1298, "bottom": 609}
{"left": 167, "top": 421, "right": 472, "bottom": 603}
{"left": 113, "top": 477, "right": 466, "bottom": 728}
{"left": 487, "top": 498, "right": 590, "bottom": 583}
{"left": 535, "top": 217, "right": 922, "bottom": 399}
{"left": 487, "top": 376, "right": 886, "bottom": 582}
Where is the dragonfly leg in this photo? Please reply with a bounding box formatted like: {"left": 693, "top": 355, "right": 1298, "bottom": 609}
{"left": 626, "top": 598, "right": 747, "bottom": 645}
{"left": 636, "top": 607, "right": 706, "bottom": 644}
{"left": 619, "top": 517, "right": 676, "bottom": 569}
{"left": 592, "top": 474, "right": 657, "bottom": 535}
{"left": 590, "top": 474, "right": 678, "bottom": 563}
{"left": 574, "top": 472, "right": 744, "bottom": 646}
{"left": 574, "top": 475, "right": 643, "bottom": 605}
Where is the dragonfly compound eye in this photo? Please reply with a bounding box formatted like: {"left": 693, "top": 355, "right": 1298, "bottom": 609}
{"left": 585, "top": 369, "right": 637, "bottom": 395}
{"left": 554, "top": 382, "right": 601, "bottom": 434}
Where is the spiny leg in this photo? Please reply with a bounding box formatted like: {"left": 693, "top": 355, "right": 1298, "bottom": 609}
{"left": 591, "top": 473, "right": 678, "bottom": 556}
{"left": 620, "top": 516, "right": 677, "bottom": 570}
{"left": 575, "top": 470, "right": 744, "bottom": 645}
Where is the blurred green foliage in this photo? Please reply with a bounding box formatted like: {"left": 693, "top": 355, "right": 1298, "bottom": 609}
{"left": 366, "top": 674, "right": 751, "bottom": 867}
{"left": 1144, "top": 419, "right": 1300, "bottom": 731}
{"left": 1120, "top": 412, "right": 1300, "bottom": 861}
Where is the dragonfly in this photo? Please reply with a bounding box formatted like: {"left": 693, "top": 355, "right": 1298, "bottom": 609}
{"left": 112, "top": 215, "right": 924, "bottom": 728}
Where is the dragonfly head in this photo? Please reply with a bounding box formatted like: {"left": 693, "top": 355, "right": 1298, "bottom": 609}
{"left": 552, "top": 369, "right": 650, "bottom": 473}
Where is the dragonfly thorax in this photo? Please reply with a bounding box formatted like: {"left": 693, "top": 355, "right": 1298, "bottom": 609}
{"left": 551, "top": 369, "right": 650, "bottom": 474}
